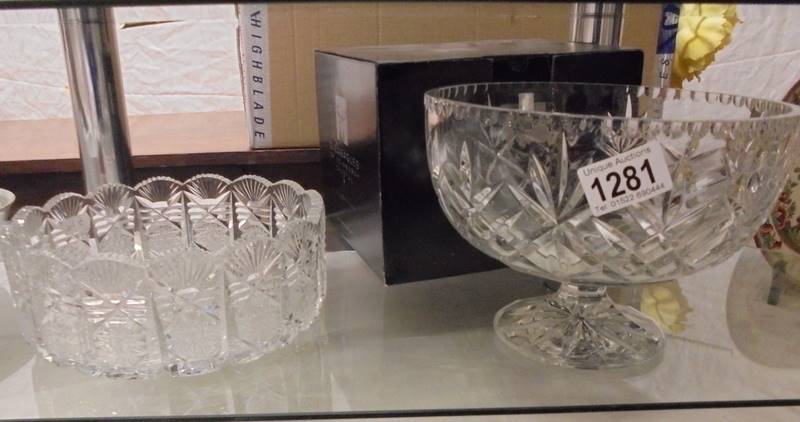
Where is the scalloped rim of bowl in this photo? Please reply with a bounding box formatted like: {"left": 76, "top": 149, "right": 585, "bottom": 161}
{"left": 424, "top": 82, "right": 800, "bottom": 124}
{"left": 11, "top": 174, "right": 324, "bottom": 228}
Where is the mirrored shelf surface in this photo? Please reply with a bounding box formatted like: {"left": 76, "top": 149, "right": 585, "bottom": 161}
{"left": 0, "top": 247, "right": 799, "bottom": 420}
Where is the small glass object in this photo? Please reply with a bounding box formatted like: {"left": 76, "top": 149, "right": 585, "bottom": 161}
{"left": 0, "top": 175, "right": 325, "bottom": 378}
{"left": 0, "top": 188, "right": 14, "bottom": 221}
{"left": 425, "top": 82, "right": 800, "bottom": 369}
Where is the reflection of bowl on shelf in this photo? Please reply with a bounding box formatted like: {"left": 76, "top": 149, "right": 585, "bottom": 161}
{"left": 0, "top": 174, "right": 326, "bottom": 379}
{"left": 727, "top": 248, "right": 800, "bottom": 368}
{"left": 30, "top": 325, "right": 332, "bottom": 418}
{"left": 425, "top": 82, "right": 800, "bottom": 369}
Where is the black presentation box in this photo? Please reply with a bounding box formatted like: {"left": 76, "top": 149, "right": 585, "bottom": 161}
{"left": 316, "top": 39, "right": 643, "bottom": 285}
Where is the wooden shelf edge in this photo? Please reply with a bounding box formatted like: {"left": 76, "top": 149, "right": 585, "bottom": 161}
{"left": 0, "top": 111, "right": 324, "bottom": 175}
{"left": 0, "top": 147, "right": 321, "bottom": 175}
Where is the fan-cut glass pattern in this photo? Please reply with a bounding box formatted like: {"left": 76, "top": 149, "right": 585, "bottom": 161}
{"left": 426, "top": 82, "right": 800, "bottom": 368}
{"left": 0, "top": 175, "right": 325, "bottom": 379}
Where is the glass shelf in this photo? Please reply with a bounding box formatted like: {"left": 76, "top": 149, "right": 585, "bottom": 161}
{"left": 0, "top": 244, "right": 799, "bottom": 420}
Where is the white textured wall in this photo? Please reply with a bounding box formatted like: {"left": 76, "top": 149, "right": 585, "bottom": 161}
{"left": 3, "top": 5, "right": 797, "bottom": 122}
{"left": 684, "top": 5, "right": 800, "bottom": 100}
{"left": 0, "top": 5, "right": 243, "bottom": 121}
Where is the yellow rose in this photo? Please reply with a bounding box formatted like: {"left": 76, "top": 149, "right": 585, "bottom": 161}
{"left": 640, "top": 281, "right": 692, "bottom": 334}
{"left": 671, "top": 4, "right": 740, "bottom": 87}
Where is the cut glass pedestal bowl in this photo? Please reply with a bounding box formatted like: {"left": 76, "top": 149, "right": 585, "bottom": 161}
{"left": 0, "top": 174, "right": 325, "bottom": 379}
{"left": 425, "top": 82, "right": 800, "bottom": 369}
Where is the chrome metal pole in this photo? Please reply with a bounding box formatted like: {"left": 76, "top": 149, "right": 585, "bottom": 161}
{"left": 59, "top": 7, "right": 133, "bottom": 192}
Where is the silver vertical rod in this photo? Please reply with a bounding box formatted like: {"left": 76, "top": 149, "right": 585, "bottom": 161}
{"left": 59, "top": 7, "right": 133, "bottom": 192}
{"left": 610, "top": 3, "right": 624, "bottom": 47}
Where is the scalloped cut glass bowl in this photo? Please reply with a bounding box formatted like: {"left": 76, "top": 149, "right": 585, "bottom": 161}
{"left": 0, "top": 174, "right": 325, "bottom": 379}
{"left": 425, "top": 82, "right": 800, "bottom": 369}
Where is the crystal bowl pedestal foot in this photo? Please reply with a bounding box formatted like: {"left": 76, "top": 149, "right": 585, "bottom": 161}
{"left": 493, "top": 284, "right": 665, "bottom": 369}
